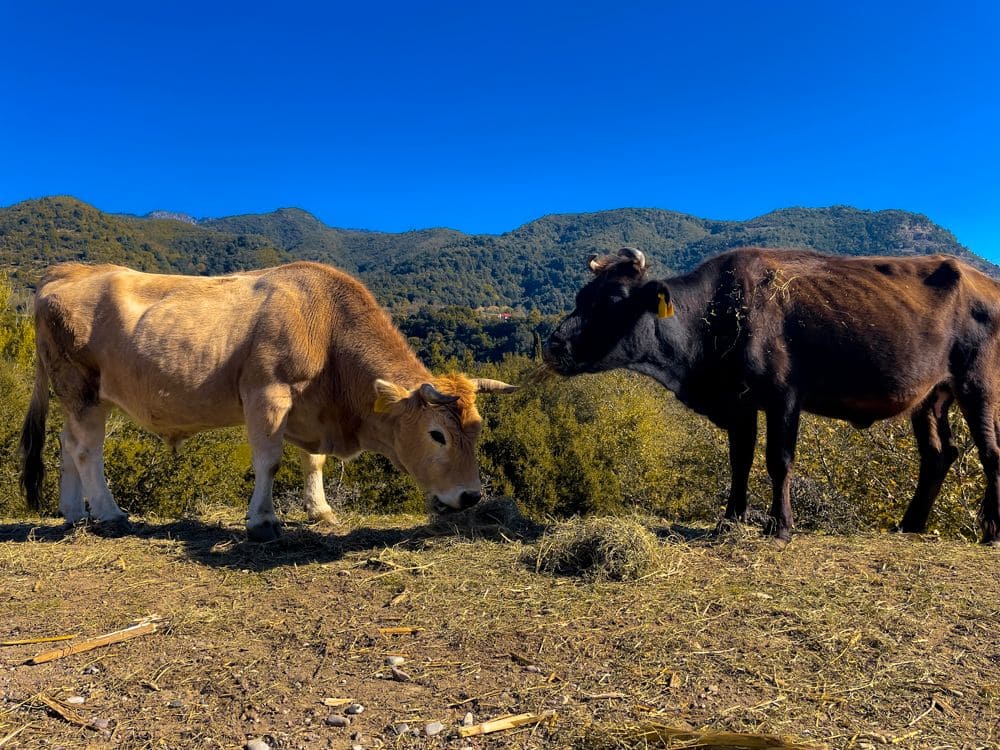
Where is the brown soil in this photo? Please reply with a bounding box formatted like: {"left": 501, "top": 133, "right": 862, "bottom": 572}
{"left": 0, "top": 508, "right": 997, "bottom": 750}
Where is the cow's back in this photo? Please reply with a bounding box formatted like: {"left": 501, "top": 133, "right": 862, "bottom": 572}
{"left": 727, "top": 249, "right": 1000, "bottom": 420}
{"left": 33, "top": 261, "right": 400, "bottom": 441}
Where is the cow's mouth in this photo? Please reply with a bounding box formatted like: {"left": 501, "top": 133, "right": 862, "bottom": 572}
{"left": 431, "top": 497, "right": 458, "bottom": 514}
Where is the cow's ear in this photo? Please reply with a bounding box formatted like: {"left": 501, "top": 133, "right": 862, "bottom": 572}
{"left": 373, "top": 379, "right": 410, "bottom": 413}
{"left": 640, "top": 280, "right": 674, "bottom": 318}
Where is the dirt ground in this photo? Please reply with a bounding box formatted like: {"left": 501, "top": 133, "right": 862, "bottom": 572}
{"left": 1, "top": 506, "right": 998, "bottom": 750}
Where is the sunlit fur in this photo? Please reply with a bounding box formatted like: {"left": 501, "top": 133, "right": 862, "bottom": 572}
{"left": 19, "top": 261, "right": 507, "bottom": 540}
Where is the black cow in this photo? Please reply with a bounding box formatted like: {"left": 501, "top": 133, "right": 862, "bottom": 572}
{"left": 544, "top": 246, "right": 1000, "bottom": 545}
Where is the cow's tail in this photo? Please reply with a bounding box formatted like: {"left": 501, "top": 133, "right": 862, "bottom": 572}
{"left": 19, "top": 354, "right": 50, "bottom": 509}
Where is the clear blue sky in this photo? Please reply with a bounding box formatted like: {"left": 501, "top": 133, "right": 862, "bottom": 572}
{"left": 2, "top": 1, "right": 998, "bottom": 259}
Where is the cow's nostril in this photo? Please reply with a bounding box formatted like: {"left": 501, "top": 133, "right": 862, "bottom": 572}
{"left": 459, "top": 491, "right": 481, "bottom": 509}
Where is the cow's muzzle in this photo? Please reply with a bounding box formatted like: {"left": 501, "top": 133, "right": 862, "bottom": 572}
{"left": 542, "top": 340, "right": 579, "bottom": 375}
{"left": 432, "top": 491, "right": 482, "bottom": 514}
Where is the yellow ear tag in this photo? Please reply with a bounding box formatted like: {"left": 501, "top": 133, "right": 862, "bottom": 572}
{"left": 373, "top": 394, "right": 391, "bottom": 414}
{"left": 658, "top": 293, "right": 674, "bottom": 319}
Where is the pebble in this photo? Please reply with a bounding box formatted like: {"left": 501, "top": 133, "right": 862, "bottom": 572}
{"left": 384, "top": 655, "right": 405, "bottom": 667}
{"left": 82, "top": 666, "right": 100, "bottom": 675}
{"left": 462, "top": 712, "right": 475, "bottom": 726}
{"left": 390, "top": 665, "right": 411, "bottom": 682}
{"left": 65, "top": 696, "right": 86, "bottom": 705}
{"left": 390, "top": 723, "right": 410, "bottom": 736}
{"left": 167, "top": 699, "right": 184, "bottom": 709}
{"left": 90, "top": 718, "right": 110, "bottom": 731}
{"left": 325, "top": 714, "right": 351, "bottom": 728}
{"left": 245, "top": 740, "right": 270, "bottom": 750}
{"left": 424, "top": 721, "right": 444, "bottom": 737}
{"left": 345, "top": 703, "right": 365, "bottom": 715}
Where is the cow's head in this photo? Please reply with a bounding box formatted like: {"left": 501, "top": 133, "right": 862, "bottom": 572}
{"left": 544, "top": 247, "right": 671, "bottom": 375}
{"left": 373, "top": 374, "right": 517, "bottom": 513}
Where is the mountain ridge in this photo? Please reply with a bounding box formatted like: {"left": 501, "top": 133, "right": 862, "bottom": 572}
{"left": 1, "top": 196, "right": 990, "bottom": 313}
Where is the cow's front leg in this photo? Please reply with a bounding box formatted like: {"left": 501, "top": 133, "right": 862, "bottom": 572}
{"left": 763, "top": 398, "right": 800, "bottom": 543}
{"left": 298, "top": 449, "right": 337, "bottom": 525}
{"left": 722, "top": 410, "right": 758, "bottom": 525}
{"left": 244, "top": 387, "right": 292, "bottom": 542}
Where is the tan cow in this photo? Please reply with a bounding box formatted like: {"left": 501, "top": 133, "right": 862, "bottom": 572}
{"left": 19, "top": 261, "right": 516, "bottom": 540}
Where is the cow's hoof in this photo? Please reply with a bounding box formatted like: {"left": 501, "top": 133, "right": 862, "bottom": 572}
{"left": 247, "top": 520, "right": 283, "bottom": 543}
{"left": 761, "top": 519, "right": 791, "bottom": 545}
{"left": 982, "top": 537, "right": 1000, "bottom": 548}
{"left": 308, "top": 510, "right": 338, "bottom": 527}
{"left": 769, "top": 535, "right": 790, "bottom": 550}
{"left": 92, "top": 517, "right": 134, "bottom": 537}
{"left": 891, "top": 524, "right": 926, "bottom": 535}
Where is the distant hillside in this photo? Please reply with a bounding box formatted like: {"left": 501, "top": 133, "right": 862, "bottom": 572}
{"left": 1, "top": 196, "right": 989, "bottom": 313}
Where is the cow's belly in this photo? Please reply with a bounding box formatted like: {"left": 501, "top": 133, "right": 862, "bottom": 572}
{"left": 99, "top": 374, "right": 246, "bottom": 441}
{"left": 284, "top": 406, "right": 361, "bottom": 459}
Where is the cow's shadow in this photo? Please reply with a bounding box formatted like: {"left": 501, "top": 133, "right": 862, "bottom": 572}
{"left": 0, "top": 499, "right": 545, "bottom": 572}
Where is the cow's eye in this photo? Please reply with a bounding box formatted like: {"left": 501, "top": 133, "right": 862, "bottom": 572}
{"left": 429, "top": 429, "right": 447, "bottom": 445}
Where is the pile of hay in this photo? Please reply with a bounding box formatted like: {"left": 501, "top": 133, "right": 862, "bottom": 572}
{"left": 533, "top": 517, "right": 661, "bottom": 581}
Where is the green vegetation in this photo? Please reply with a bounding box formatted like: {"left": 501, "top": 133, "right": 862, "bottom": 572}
{"left": 0, "top": 197, "right": 990, "bottom": 540}
{"left": 1, "top": 197, "right": 985, "bottom": 313}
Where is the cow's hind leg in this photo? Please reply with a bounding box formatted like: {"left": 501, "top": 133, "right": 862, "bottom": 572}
{"left": 955, "top": 391, "right": 1000, "bottom": 545}
{"left": 763, "top": 398, "right": 801, "bottom": 543}
{"left": 244, "top": 386, "right": 292, "bottom": 542}
{"left": 898, "top": 391, "right": 957, "bottom": 533}
{"left": 65, "top": 405, "right": 128, "bottom": 525}
{"left": 58, "top": 425, "right": 86, "bottom": 524}
{"left": 299, "top": 449, "right": 337, "bottom": 525}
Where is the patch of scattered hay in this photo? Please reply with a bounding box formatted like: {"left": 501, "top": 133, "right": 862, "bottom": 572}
{"left": 533, "top": 516, "right": 662, "bottom": 581}
{"left": 430, "top": 496, "right": 539, "bottom": 540}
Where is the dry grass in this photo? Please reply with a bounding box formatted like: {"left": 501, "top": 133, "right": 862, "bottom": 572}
{"left": 0, "top": 507, "right": 998, "bottom": 749}
{"left": 533, "top": 517, "right": 663, "bottom": 581}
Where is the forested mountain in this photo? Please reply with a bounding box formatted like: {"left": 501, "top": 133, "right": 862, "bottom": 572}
{"left": 0, "top": 196, "right": 989, "bottom": 313}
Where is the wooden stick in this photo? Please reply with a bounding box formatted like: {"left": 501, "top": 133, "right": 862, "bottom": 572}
{"left": 377, "top": 626, "right": 424, "bottom": 636}
{"left": 0, "top": 634, "right": 77, "bottom": 647}
{"left": 27, "top": 621, "right": 158, "bottom": 665}
{"left": 34, "top": 694, "right": 95, "bottom": 729}
{"left": 321, "top": 698, "right": 353, "bottom": 707}
{"left": 458, "top": 711, "right": 554, "bottom": 738}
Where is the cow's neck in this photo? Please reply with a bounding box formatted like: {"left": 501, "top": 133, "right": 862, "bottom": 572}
{"left": 624, "top": 273, "right": 703, "bottom": 391}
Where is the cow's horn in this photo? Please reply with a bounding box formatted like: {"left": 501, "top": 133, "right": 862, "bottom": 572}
{"left": 472, "top": 378, "right": 519, "bottom": 394}
{"left": 418, "top": 383, "right": 460, "bottom": 405}
{"left": 588, "top": 253, "right": 601, "bottom": 272}
{"left": 618, "top": 246, "right": 646, "bottom": 269}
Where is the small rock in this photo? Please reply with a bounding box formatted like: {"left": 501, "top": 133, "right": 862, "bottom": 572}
{"left": 325, "top": 714, "right": 351, "bottom": 728}
{"left": 245, "top": 740, "right": 270, "bottom": 750}
{"left": 390, "top": 665, "right": 411, "bottom": 682}
{"left": 65, "top": 696, "right": 86, "bottom": 705}
{"left": 345, "top": 703, "right": 365, "bottom": 715}
{"left": 384, "top": 655, "right": 405, "bottom": 667}
{"left": 390, "top": 723, "right": 410, "bottom": 736}
{"left": 82, "top": 666, "right": 100, "bottom": 675}
{"left": 167, "top": 699, "right": 183, "bottom": 709}
{"left": 424, "top": 721, "right": 444, "bottom": 737}
{"left": 90, "top": 718, "right": 110, "bottom": 731}
{"left": 462, "top": 712, "right": 475, "bottom": 726}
